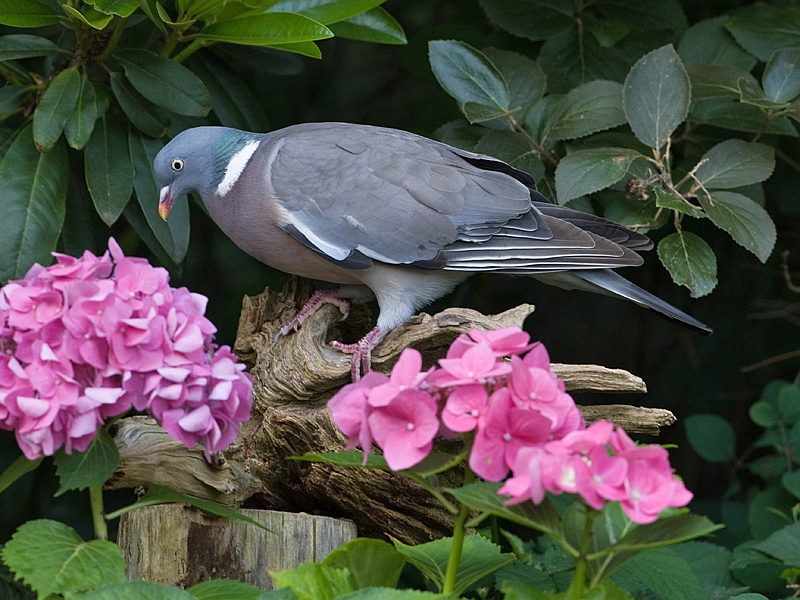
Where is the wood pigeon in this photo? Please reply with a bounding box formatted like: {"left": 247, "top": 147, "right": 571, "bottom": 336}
{"left": 154, "top": 123, "right": 711, "bottom": 379}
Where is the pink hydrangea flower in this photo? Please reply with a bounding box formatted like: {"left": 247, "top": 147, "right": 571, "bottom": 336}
{"left": 368, "top": 389, "right": 439, "bottom": 471}
{"left": 0, "top": 239, "right": 253, "bottom": 460}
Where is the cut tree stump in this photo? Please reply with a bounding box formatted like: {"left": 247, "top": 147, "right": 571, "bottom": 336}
{"left": 112, "top": 278, "right": 676, "bottom": 583}
{"left": 117, "top": 504, "right": 356, "bottom": 590}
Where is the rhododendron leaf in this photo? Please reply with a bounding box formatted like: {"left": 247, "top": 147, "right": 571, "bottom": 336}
{"left": 107, "top": 485, "right": 271, "bottom": 531}
{"left": 323, "top": 538, "right": 405, "bottom": 589}
{"left": 393, "top": 535, "right": 515, "bottom": 596}
{"left": 85, "top": 113, "right": 134, "bottom": 225}
{"left": 1, "top": 519, "right": 125, "bottom": 598}
{"left": 0, "top": 454, "right": 42, "bottom": 495}
{"left": 450, "top": 482, "right": 564, "bottom": 538}
{"left": 292, "top": 450, "right": 390, "bottom": 470}
{"left": 53, "top": 428, "right": 120, "bottom": 496}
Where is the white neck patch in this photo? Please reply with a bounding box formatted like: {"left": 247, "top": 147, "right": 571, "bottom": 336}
{"left": 217, "top": 140, "right": 260, "bottom": 197}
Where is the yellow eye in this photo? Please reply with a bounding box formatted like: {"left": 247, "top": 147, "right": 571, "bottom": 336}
{"left": 171, "top": 158, "right": 185, "bottom": 172}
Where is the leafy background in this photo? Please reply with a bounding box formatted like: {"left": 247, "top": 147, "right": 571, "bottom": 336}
{"left": 1, "top": 0, "right": 800, "bottom": 593}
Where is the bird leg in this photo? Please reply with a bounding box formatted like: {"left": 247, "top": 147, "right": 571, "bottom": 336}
{"left": 275, "top": 288, "right": 350, "bottom": 343}
{"left": 330, "top": 326, "right": 385, "bottom": 381}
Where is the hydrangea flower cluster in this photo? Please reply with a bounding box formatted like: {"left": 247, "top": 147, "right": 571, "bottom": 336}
{"left": 0, "top": 239, "right": 252, "bottom": 460}
{"left": 327, "top": 327, "right": 691, "bottom": 524}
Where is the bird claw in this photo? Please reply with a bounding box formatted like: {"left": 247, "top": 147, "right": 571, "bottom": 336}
{"left": 274, "top": 289, "right": 350, "bottom": 346}
{"left": 330, "top": 326, "right": 384, "bottom": 381}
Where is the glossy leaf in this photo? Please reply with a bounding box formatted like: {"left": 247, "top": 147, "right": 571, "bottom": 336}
{"left": 478, "top": 0, "right": 574, "bottom": 42}
{"left": 0, "top": 125, "right": 67, "bottom": 281}
{"left": 85, "top": 114, "right": 133, "bottom": 225}
{"left": 686, "top": 414, "right": 737, "bottom": 463}
{"left": 677, "top": 16, "right": 757, "bottom": 71}
{"left": 267, "top": 40, "right": 323, "bottom": 58}
{"left": 88, "top": 0, "right": 139, "bottom": 17}
{"left": 763, "top": 47, "right": 800, "bottom": 104}
{"left": 64, "top": 76, "right": 100, "bottom": 150}
{"left": 128, "top": 131, "right": 190, "bottom": 264}
{"left": 52, "top": 429, "right": 120, "bottom": 496}
{"left": 61, "top": 4, "right": 113, "bottom": 29}
{"left": 196, "top": 13, "right": 333, "bottom": 46}
{"left": 269, "top": 0, "right": 384, "bottom": 25}
{"left": 693, "top": 140, "right": 774, "bottom": 191}
{"left": 0, "top": 85, "right": 30, "bottom": 119}
{"left": 544, "top": 80, "right": 625, "bottom": 142}
{"left": 323, "top": 539, "right": 405, "bottom": 589}
{"left": 0, "top": 0, "right": 62, "bottom": 27}
{"left": 0, "top": 34, "right": 64, "bottom": 60}
{"left": 33, "top": 66, "right": 81, "bottom": 152}
{"left": 698, "top": 191, "right": 776, "bottom": 263}
{"left": 115, "top": 49, "right": 211, "bottom": 117}
{"left": 483, "top": 47, "right": 546, "bottom": 113}
{"left": 555, "top": 147, "right": 644, "bottom": 204}
{"left": 1, "top": 519, "right": 125, "bottom": 598}
{"left": 394, "top": 535, "right": 515, "bottom": 596}
{"left": 0, "top": 454, "right": 42, "bottom": 496}
{"left": 623, "top": 44, "right": 690, "bottom": 150}
{"left": 685, "top": 64, "right": 758, "bottom": 101}
{"left": 110, "top": 72, "right": 171, "bottom": 138}
{"left": 654, "top": 187, "right": 704, "bottom": 219}
{"left": 726, "top": 4, "right": 800, "bottom": 62}
{"left": 429, "top": 40, "right": 509, "bottom": 110}
{"left": 657, "top": 230, "right": 717, "bottom": 297}
{"left": 328, "top": 7, "right": 406, "bottom": 45}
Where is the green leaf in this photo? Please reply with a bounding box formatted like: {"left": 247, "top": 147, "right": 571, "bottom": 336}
{"left": 271, "top": 562, "right": 356, "bottom": 600}
{"left": 428, "top": 40, "right": 509, "bottom": 111}
{"left": 336, "top": 591, "right": 442, "bottom": 599}
{"left": 737, "top": 77, "right": 785, "bottom": 110}
{"left": 0, "top": 0, "right": 62, "bottom": 27}
{"left": 685, "top": 414, "right": 736, "bottom": 463}
{"left": 754, "top": 521, "right": 800, "bottom": 566}
{"left": 693, "top": 140, "right": 775, "bottom": 190}
{"left": 690, "top": 97, "right": 798, "bottom": 136}
{"left": 657, "top": 231, "right": 717, "bottom": 297}
{"left": 195, "top": 13, "right": 333, "bottom": 47}
{"left": 323, "top": 539, "right": 405, "bottom": 589}
{"left": 654, "top": 187, "right": 704, "bottom": 219}
{"left": 0, "top": 454, "right": 42, "bottom": 496}
{"left": 0, "top": 85, "right": 30, "bottom": 119}
{"left": 0, "top": 34, "right": 65, "bottom": 60}
{"left": 52, "top": 429, "right": 120, "bottom": 496}
{"left": 0, "top": 124, "right": 67, "bottom": 281}
{"left": 544, "top": 80, "right": 625, "bottom": 142}
{"left": 61, "top": 4, "right": 114, "bottom": 29}
{"left": 611, "top": 547, "right": 706, "bottom": 600}
{"left": 483, "top": 47, "right": 546, "bottom": 113}
{"left": 64, "top": 76, "right": 100, "bottom": 150}
{"left": 269, "top": 0, "right": 384, "bottom": 25}
{"left": 448, "top": 482, "right": 564, "bottom": 539}
{"left": 88, "top": 0, "right": 139, "bottom": 17}
{"left": 266, "top": 41, "right": 322, "bottom": 58}
{"left": 698, "top": 191, "right": 776, "bottom": 263}
{"left": 478, "top": 0, "right": 574, "bottom": 42}
{"left": 685, "top": 64, "right": 759, "bottom": 101}
{"left": 750, "top": 400, "right": 779, "bottom": 429}
{"left": 394, "top": 535, "right": 515, "bottom": 596}
{"left": 623, "top": 44, "right": 690, "bottom": 150}
{"left": 1, "top": 519, "right": 125, "bottom": 598}
{"left": 778, "top": 385, "right": 800, "bottom": 424}
{"left": 677, "top": 16, "right": 757, "bottom": 71}
{"left": 80, "top": 580, "right": 198, "bottom": 599}
{"left": 782, "top": 471, "right": 800, "bottom": 501}
{"left": 328, "top": 7, "right": 406, "bottom": 45}
{"left": 292, "top": 450, "right": 390, "bottom": 470}
{"left": 555, "top": 147, "right": 644, "bottom": 204}
{"left": 85, "top": 114, "right": 134, "bottom": 225}
{"left": 475, "top": 130, "right": 544, "bottom": 180}
{"left": 763, "top": 48, "right": 800, "bottom": 105}
{"left": 33, "top": 66, "right": 81, "bottom": 152}
{"left": 128, "top": 130, "right": 190, "bottom": 264}
{"left": 115, "top": 49, "right": 211, "bottom": 117}
{"left": 110, "top": 72, "right": 171, "bottom": 138}
{"left": 187, "top": 578, "right": 268, "bottom": 600}
{"left": 726, "top": 4, "right": 800, "bottom": 62}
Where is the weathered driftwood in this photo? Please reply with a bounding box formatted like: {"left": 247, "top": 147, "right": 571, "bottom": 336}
{"left": 111, "top": 279, "right": 673, "bottom": 544}
{"left": 118, "top": 504, "right": 356, "bottom": 590}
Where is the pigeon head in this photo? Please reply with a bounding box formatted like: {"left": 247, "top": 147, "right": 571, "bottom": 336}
{"left": 154, "top": 126, "right": 262, "bottom": 220}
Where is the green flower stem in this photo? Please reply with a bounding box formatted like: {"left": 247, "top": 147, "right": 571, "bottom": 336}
{"left": 567, "top": 509, "right": 597, "bottom": 599}
{"left": 442, "top": 467, "right": 476, "bottom": 596}
{"left": 89, "top": 484, "right": 108, "bottom": 541}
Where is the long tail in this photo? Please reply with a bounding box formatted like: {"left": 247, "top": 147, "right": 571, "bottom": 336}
{"left": 534, "top": 269, "right": 712, "bottom": 335}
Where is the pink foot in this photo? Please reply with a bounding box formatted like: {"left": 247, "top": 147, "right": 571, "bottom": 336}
{"left": 330, "top": 326, "right": 385, "bottom": 381}
{"left": 275, "top": 289, "right": 350, "bottom": 343}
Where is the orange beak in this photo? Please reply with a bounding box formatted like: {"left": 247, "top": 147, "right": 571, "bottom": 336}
{"left": 158, "top": 184, "right": 173, "bottom": 221}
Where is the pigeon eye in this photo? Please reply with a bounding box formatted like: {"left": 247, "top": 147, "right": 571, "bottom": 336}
{"left": 171, "top": 158, "right": 185, "bottom": 172}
